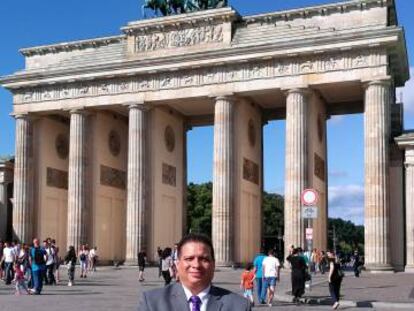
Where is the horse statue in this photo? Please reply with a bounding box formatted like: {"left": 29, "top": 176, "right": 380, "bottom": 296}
{"left": 142, "top": 0, "right": 228, "bottom": 18}
{"left": 142, "top": 0, "right": 170, "bottom": 17}
{"left": 167, "top": 0, "right": 186, "bottom": 14}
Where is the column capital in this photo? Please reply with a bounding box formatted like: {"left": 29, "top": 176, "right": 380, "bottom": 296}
{"left": 363, "top": 77, "right": 392, "bottom": 89}
{"left": 67, "top": 107, "right": 90, "bottom": 115}
{"left": 12, "top": 112, "right": 37, "bottom": 121}
{"left": 127, "top": 102, "right": 151, "bottom": 111}
{"left": 209, "top": 92, "right": 235, "bottom": 102}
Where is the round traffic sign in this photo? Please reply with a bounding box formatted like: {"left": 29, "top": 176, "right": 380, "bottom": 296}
{"left": 301, "top": 189, "right": 318, "bottom": 206}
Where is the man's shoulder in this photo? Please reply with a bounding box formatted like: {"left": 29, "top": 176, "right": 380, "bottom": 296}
{"left": 210, "top": 285, "right": 250, "bottom": 308}
{"left": 142, "top": 283, "right": 178, "bottom": 300}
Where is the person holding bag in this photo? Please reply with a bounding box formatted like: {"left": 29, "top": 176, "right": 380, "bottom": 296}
{"left": 327, "top": 250, "right": 344, "bottom": 310}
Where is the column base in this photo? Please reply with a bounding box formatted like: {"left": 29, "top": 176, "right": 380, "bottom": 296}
{"left": 404, "top": 265, "right": 414, "bottom": 273}
{"left": 215, "top": 261, "right": 234, "bottom": 269}
{"left": 124, "top": 259, "right": 138, "bottom": 266}
{"left": 365, "top": 263, "right": 395, "bottom": 273}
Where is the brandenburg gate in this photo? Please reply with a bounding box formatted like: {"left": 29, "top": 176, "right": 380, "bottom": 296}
{"left": 1, "top": 0, "right": 413, "bottom": 272}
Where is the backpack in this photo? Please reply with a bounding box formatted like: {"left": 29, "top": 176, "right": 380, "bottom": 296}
{"left": 33, "top": 248, "right": 45, "bottom": 265}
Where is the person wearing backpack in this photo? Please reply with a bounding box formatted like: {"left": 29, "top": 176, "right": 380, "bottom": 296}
{"left": 29, "top": 238, "right": 47, "bottom": 295}
{"left": 78, "top": 245, "right": 89, "bottom": 278}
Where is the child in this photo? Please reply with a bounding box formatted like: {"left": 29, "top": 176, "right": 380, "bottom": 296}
{"left": 13, "top": 263, "right": 30, "bottom": 295}
{"left": 240, "top": 263, "right": 256, "bottom": 306}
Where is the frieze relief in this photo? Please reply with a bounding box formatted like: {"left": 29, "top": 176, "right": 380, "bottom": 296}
{"left": 243, "top": 158, "right": 259, "bottom": 185}
{"left": 162, "top": 163, "right": 176, "bottom": 187}
{"left": 16, "top": 49, "right": 386, "bottom": 104}
{"left": 46, "top": 167, "right": 68, "bottom": 190}
{"left": 100, "top": 165, "right": 126, "bottom": 190}
{"left": 135, "top": 25, "right": 223, "bottom": 53}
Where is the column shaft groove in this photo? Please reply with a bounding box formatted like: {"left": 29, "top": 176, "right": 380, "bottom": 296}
{"left": 13, "top": 115, "right": 33, "bottom": 243}
{"left": 126, "top": 104, "right": 148, "bottom": 263}
{"left": 67, "top": 111, "right": 88, "bottom": 251}
{"left": 212, "top": 97, "right": 234, "bottom": 266}
{"left": 284, "top": 89, "right": 308, "bottom": 257}
{"left": 364, "top": 81, "right": 392, "bottom": 271}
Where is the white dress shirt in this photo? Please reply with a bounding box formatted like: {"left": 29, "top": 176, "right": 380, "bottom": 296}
{"left": 182, "top": 284, "right": 211, "bottom": 311}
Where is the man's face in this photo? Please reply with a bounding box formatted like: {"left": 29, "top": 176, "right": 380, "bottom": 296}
{"left": 176, "top": 241, "right": 215, "bottom": 294}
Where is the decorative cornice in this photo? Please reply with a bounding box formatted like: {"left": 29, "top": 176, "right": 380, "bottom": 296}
{"left": 20, "top": 35, "right": 126, "bottom": 57}
{"left": 243, "top": 0, "right": 394, "bottom": 25}
{"left": 1, "top": 26, "right": 400, "bottom": 89}
{"left": 122, "top": 7, "right": 239, "bottom": 35}
{"left": 12, "top": 47, "right": 387, "bottom": 105}
{"left": 395, "top": 131, "right": 414, "bottom": 149}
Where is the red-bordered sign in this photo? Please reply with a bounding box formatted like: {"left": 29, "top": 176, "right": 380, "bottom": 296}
{"left": 301, "top": 189, "right": 319, "bottom": 206}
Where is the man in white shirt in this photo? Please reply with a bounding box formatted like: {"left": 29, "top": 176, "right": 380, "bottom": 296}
{"left": 262, "top": 249, "right": 281, "bottom": 306}
{"left": 3, "top": 241, "right": 16, "bottom": 284}
{"left": 139, "top": 234, "right": 251, "bottom": 311}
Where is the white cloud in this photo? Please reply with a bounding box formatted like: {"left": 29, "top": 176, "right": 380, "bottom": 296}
{"left": 328, "top": 184, "right": 364, "bottom": 225}
{"left": 328, "top": 170, "right": 348, "bottom": 179}
{"left": 328, "top": 115, "right": 345, "bottom": 125}
{"left": 397, "top": 67, "right": 414, "bottom": 114}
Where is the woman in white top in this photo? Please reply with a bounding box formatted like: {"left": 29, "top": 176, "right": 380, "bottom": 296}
{"left": 161, "top": 247, "right": 173, "bottom": 286}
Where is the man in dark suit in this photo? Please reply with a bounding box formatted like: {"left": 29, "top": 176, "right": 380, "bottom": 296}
{"left": 138, "top": 233, "right": 251, "bottom": 311}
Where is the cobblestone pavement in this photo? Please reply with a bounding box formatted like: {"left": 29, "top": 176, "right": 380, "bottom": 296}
{"left": 0, "top": 266, "right": 413, "bottom": 311}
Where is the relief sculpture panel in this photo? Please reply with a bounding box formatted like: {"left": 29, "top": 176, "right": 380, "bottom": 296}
{"left": 46, "top": 167, "right": 68, "bottom": 190}
{"left": 314, "top": 153, "right": 326, "bottom": 182}
{"left": 136, "top": 25, "right": 223, "bottom": 52}
{"left": 243, "top": 158, "right": 259, "bottom": 185}
{"left": 162, "top": 163, "right": 176, "bottom": 187}
{"left": 100, "top": 165, "right": 126, "bottom": 190}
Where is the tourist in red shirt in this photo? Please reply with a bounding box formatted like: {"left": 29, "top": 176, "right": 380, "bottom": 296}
{"left": 240, "top": 263, "right": 256, "bottom": 307}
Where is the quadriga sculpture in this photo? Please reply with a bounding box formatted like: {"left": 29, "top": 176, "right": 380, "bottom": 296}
{"left": 142, "top": 0, "right": 228, "bottom": 17}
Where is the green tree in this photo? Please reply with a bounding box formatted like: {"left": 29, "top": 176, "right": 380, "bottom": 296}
{"left": 328, "top": 218, "right": 364, "bottom": 254}
{"left": 187, "top": 182, "right": 213, "bottom": 236}
{"left": 186, "top": 183, "right": 364, "bottom": 255}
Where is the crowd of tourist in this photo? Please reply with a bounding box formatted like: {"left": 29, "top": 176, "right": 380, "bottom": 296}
{"left": 0, "top": 238, "right": 99, "bottom": 295}
{"left": 137, "top": 242, "right": 363, "bottom": 310}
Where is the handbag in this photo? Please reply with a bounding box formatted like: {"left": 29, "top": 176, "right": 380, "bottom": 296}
{"left": 305, "top": 271, "right": 312, "bottom": 281}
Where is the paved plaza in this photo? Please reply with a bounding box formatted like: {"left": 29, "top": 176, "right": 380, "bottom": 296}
{"left": 1, "top": 266, "right": 413, "bottom": 311}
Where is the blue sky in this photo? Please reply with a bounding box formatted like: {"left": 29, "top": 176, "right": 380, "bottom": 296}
{"left": 1, "top": 0, "right": 413, "bottom": 225}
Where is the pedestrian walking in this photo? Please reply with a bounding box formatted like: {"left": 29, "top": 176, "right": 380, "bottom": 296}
{"left": 160, "top": 247, "right": 173, "bottom": 286}
{"left": 29, "top": 238, "right": 47, "bottom": 295}
{"left": 64, "top": 246, "right": 77, "bottom": 287}
{"left": 78, "top": 244, "right": 89, "bottom": 278}
{"left": 0, "top": 240, "right": 4, "bottom": 280}
{"left": 45, "top": 240, "right": 56, "bottom": 285}
{"left": 328, "top": 250, "right": 344, "bottom": 310}
{"left": 286, "top": 247, "right": 307, "bottom": 303}
{"left": 13, "top": 263, "right": 30, "bottom": 295}
{"left": 352, "top": 250, "right": 362, "bottom": 277}
{"left": 262, "top": 249, "right": 281, "bottom": 307}
{"left": 252, "top": 249, "right": 267, "bottom": 304}
{"left": 138, "top": 250, "right": 146, "bottom": 282}
{"left": 156, "top": 246, "right": 163, "bottom": 278}
{"left": 2, "top": 241, "right": 16, "bottom": 285}
{"left": 89, "top": 247, "right": 98, "bottom": 272}
{"left": 240, "top": 263, "right": 256, "bottom": 307}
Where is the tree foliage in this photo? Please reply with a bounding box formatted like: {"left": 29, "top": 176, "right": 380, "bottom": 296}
{"left": 328, "top": 218, "right": 364, "bottom": 254}
{"left": 186, "top": 183, "right": 364, "bottom": 254}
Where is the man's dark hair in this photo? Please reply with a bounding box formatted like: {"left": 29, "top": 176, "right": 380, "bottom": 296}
{"left": 177, "top": 233, "right": 215, "bottom": 261}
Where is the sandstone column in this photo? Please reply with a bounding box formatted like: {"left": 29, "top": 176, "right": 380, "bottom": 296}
{"left": 0, "top": 182, "right": 9, "bottom": 240}
{"left": 364, "top": 80, "right": 393, "bottom": 271}
{"left": 67, "top": 109, "right": 88, "bottom": 251}
{"left": 13, "top": 114, "right": 34, "bottom": 244}
{"left": 284, "top": 89, "right": 308, "bottom": 257}
{"left": 404, "top": 147, "right": 414, "bottom": 272}
{"left": 212, "top": 96, "right": 234, "bottom": 266}
{"left": 125, "top": 104, "right": 148, "bottom": 264}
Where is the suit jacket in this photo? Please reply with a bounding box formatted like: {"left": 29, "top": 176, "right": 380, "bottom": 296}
{"left": 138, "top": 283, "right": 251, "bottom": 311}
